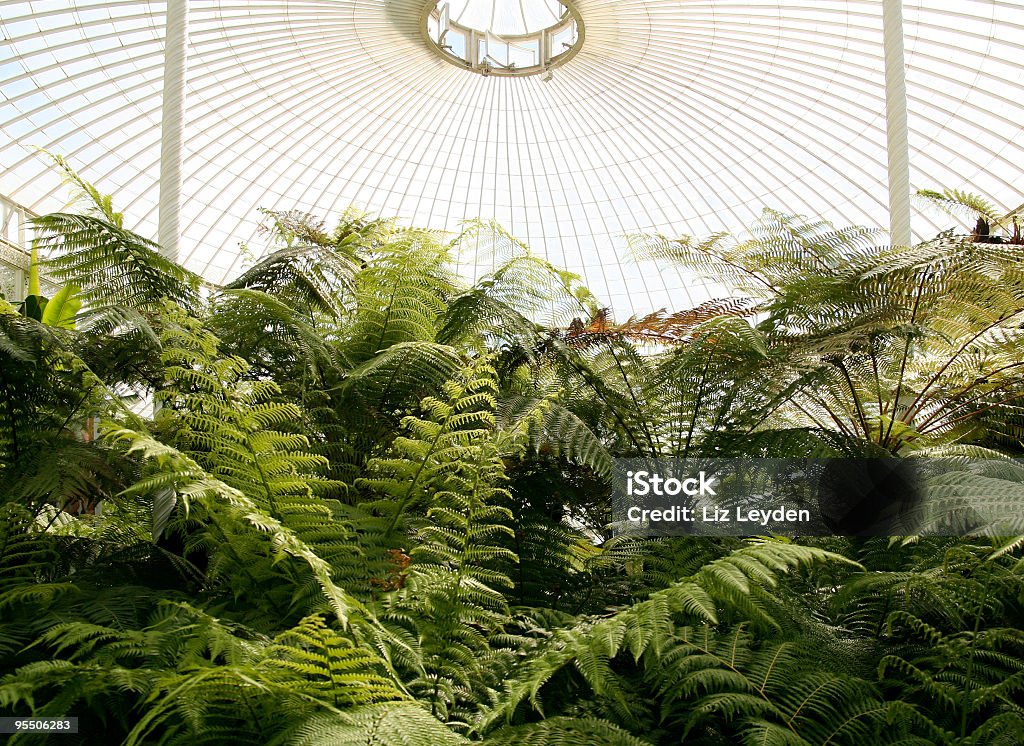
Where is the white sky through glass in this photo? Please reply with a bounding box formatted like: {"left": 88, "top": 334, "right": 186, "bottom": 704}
{"left": 1, "top": 1, "right": 1023, "bottom": 315}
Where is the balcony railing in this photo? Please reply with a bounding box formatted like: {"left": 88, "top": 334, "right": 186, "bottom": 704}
{"left": 0, "top": 194, "right": 34, "bottom": 303}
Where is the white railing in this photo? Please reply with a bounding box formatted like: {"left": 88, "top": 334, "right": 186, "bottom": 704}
{"left": 0, "top": 195, "right": 34, "bottom": 303}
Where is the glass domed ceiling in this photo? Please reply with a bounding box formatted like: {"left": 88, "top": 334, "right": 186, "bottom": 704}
{"left": 2, "top": 1, "right": 1024, "bottom": 315}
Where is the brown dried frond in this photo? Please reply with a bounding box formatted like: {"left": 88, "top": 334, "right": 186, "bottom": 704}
{"left": 561, "top": 298, "right": 753, "bottom": 347}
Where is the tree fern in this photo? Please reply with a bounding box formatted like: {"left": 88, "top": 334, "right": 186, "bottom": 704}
{"left": 880, "top": 611, "right": 1024, "bottom": 743}
{"left": 916, "top": 188, "right": 1000, "bottom": 224}
{"left": 482, "top": 540, "right": 857, "bottom": 730}
{"left": 340, "top": 229, "right": 455, "bottom": 363}
{"left": 34, "top": 210, "right": 198, "bottom": 312}
{"left": 121, "top": 615, "right": 405, "bottom": 746}
{"left": 4, "top": 189, "right": 1024, "bottom": 746}
{"left": 226, "top": 217, "right": 360, "bottom": 319}
{"left": 360, "top": 356, "right": 522, "bottom": 720}
{"left": 105, "top": 306, "right": 367, "bottom": 627}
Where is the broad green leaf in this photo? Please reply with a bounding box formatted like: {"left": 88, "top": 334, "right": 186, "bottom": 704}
{"left": 40, "top": 284, "right": 81, "bottom": 329}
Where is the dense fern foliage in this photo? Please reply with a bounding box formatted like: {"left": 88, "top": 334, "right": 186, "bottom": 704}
{"left": 1, "top": 166, "right": 1023, "bottom": 744}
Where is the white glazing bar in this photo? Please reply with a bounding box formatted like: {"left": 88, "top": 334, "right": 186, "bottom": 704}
{"left": 882, "top": 0, "right": 912, "bottom": 247}
{"left": 158, "top": 0, "right": 188, "bottom": 261}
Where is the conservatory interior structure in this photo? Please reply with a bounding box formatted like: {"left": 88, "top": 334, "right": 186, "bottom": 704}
{"left": 2, "top": 1, "right": 1022, "bottom": 311}
{"left": 2, "top": 2, "right": 1024, "bottom": 745}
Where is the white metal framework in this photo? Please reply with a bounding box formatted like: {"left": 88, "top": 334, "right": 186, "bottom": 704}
{"left": 157, "top": 0, "right": 188, "bottom": 262}
{"left": 881, "top": 0, "right": 911, "bottom": 249}
{"left": 0, "top": 195, "right": 32, "bottom": 302}
{"left": 425, "top": 1, "right": 583, "bottom": 77}
{"left": 1, "top": 1, "right": 1023, "bottom": 315}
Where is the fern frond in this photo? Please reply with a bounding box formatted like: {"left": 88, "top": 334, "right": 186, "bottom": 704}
{"left": 289, "top": 702, "right": 470, "bottom": 745}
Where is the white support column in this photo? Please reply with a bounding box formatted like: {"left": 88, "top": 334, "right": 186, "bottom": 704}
{"left": 882, "top": 0, "right": 912, "bottom": 247}
{"left": 158, "top": 0, "right": 189, "bottom": 262}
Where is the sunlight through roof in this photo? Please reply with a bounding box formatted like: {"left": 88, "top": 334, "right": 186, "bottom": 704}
{"left": 2, "top": 1, "right": 1023, "bottom": 314}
